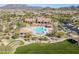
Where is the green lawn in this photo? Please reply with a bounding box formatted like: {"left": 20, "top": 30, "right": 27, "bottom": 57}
{"left": 15, "top": 40, "right": 79, "bottom": 54}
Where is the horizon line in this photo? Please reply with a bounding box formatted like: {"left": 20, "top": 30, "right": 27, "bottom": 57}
{"left": 0, "top": 4, "right": 79, "bottom": 8}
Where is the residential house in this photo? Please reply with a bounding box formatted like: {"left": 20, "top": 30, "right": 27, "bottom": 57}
{"left": 25, "top": 17, "right": 52, "bottom": 28}
{"left": 35, "top": 17, "right": 52, "bottom": 28}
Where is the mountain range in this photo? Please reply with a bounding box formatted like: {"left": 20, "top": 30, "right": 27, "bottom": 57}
{"left": 0, "top": 4, "right": 79, "bottom": 9}
{"left": 0, "top": 4, "right": 42, "bottom": 9}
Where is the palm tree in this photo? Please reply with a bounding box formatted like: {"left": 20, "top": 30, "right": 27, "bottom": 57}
{"left": 24, "top": 32, "right": 33, "bottom": 41}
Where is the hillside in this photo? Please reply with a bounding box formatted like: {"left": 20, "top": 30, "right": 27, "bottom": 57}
{"left": 0, "top": 4, "right": 42, "bottom": 9}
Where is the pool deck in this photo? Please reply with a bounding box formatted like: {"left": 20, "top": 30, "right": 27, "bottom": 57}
{"left": 20, "top": 26, "right": 52, "bottom": 36}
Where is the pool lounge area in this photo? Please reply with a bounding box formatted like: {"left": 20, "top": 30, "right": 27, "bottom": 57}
{"left": 19, "top": 26, "right": 50, "bottom": 37}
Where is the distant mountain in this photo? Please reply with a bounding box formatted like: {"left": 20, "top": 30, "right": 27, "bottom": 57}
{"left": 1, "top": 4, "right": 79, "bottom": 10}
{"left": 59, "top": 5, "right": 79, "bottom": 10}
{"left": 0, "top": 4, "right": 42, "bottom": 9}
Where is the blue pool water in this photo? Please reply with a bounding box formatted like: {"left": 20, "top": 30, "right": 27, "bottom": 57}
{"left": 33, "top": 27, "right": 46, "bottom": 34}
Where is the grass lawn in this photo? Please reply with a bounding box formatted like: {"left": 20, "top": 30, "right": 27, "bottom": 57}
{"left": 14, "top": 40, "right": 79, "bottom": 54}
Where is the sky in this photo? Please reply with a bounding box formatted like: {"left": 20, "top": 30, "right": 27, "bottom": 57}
{"left": 0, "top": 4, "right": 79, "bottom": 8}
{"left": 30, "top": 4, "right": 79, "bottom": 8}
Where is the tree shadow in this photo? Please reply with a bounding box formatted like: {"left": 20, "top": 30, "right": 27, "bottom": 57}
{"left": 67, "top": 39, "right": 77, "bottom": 44}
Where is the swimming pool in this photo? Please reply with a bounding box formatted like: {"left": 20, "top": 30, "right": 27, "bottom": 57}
{"left": 33, "top": 26, "right": 46, "bottom": 35}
